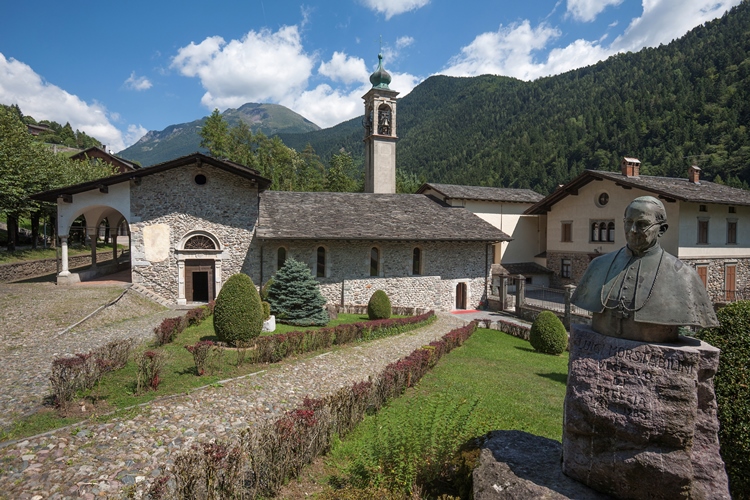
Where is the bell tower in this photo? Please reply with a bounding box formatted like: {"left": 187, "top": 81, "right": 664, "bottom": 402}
{"left": 363, "top": 54, "right": 399, "bottom": 193}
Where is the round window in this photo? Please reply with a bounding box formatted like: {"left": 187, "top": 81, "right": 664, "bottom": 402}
{"left": 597, "top": 192, "right": 609, "bottom": 207}
{"left": 195, "top": 174, "right": 207, "bottom": 185}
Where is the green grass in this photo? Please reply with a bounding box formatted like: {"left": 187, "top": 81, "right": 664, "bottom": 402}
{"left": 0, "top": 313, "right": 411, "bottom": 442}
{"left": 321, "top": 328, "right": 569, "bottom": 495}
{"left": 0, "top": 242, "right": 125, "bottom": 265}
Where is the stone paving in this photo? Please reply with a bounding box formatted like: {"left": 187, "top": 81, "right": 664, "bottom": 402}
{"left": 0, "top": 310, "right": 468, "bottom": 499}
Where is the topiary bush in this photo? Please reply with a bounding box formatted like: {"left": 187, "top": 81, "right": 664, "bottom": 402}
{"left": 213, "top": 273, "right": 264, "bottom": 346}
{"left": 696, "top": 301, "right": 750, "bottom": 499}
{"left": 262, "top": 301, "right": 271, "bottom": 321}
{"left": 529, "top": 311, "right": 567, "bottom": 355}
{"left": 367, "top": 290, "right": 392, "bottom": 320}
{"left": 266, "top": 258, "right": 329, "bottom": 326}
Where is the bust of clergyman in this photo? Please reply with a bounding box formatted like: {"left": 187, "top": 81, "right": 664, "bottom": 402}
{"left": 571, "top": 196, "right": 719, "bottom": 342}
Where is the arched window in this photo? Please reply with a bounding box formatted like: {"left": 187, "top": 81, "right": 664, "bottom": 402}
{"left": 591, "top": 222, "right": 599, "bottom": 242}
{"left": 412, "top": 247, "right": 422, "bottom": 275}
{"left": 277, "top": 247, "right": 287, "bottom": 270}
{"left": 599, "top": 223, "right": 607, "bottom": 242}
{"left": 316, "top": 246, "right": 326, "bottom": 278}
{"left": 607, "top": 222, "right": 615, "bottom": 242}
{"left": 370, "top": 247, "right": 380, "bottom": 277}
{"left": 377, "top": 104, "right": 392, "bottom": 135}
{"left": 184, "top": 235, "right": 216, "bottom": 250}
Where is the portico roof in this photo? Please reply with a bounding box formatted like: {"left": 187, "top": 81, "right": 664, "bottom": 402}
{"left": 31, "top": 152, "right": 271, "bottom": 202}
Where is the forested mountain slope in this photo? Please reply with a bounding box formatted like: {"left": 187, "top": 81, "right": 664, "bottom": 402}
{"left": 282, "top": 1, "right": 750, "bottom": 194}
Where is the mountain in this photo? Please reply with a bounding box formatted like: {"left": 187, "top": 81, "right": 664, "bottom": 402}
{"left": 119, "top": 103, "right": 320, "bottom": 166}
{"left": 283, "top": 1, "right": 750, "bottom": 194}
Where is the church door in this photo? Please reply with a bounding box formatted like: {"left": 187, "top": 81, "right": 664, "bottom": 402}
{"left": 725, "top": 264, "right": 736, "bottom": 301}
{"left": 185, "top": 259, "right": 215, "bottom": 303}
{"left": 456, "top": 282, "right": 468, "bottom": 310}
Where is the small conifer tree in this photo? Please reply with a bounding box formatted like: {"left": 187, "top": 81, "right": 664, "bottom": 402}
{"left": 266, "top": 257, "right": 329, "bottom": 326}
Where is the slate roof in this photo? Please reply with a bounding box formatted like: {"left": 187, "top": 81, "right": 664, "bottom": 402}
{"left": 417, "top": 183, "right": 543, "bottom": 203}
{"left": 496, "top": 262, "right": 554, "bottom": 275}
{"left": 32, "top": 152, "right": 271, "bottom": 202}
{"left": 525, "top": 169, "right": 750, "bottom": 214}
{"left": 257, "top": 191, "right": 511, "bottom": 242}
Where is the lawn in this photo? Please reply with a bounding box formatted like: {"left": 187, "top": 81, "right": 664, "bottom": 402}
{"left": 293, "top": 327, "right": 569, "bottom": 497}
{"left": 0, "top": 313, "right": 417, "bottom": 442}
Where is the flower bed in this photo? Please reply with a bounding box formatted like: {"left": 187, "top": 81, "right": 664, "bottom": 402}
{"left": 147, "top": 320, "right": 477, "bottom": 499}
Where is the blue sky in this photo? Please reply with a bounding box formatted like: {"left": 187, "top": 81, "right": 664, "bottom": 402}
{"left": 1, "top": 0, "right": 741, "bottom": 152}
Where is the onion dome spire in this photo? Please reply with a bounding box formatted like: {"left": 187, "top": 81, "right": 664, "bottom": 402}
{"left": 369, "top": 53, "right": 392, "bottom": 89}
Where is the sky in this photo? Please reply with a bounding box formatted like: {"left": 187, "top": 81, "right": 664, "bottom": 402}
{"left": 0, "top": 0, "right": 741, "bottom": 153}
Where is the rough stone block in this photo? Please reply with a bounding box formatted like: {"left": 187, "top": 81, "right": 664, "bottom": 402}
{"left": 562, "top": 324, "right": 729, "bottom": 499}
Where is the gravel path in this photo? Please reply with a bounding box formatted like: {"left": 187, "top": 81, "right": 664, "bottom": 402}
{"left": 0, "top": 283, "right": 172, "bottom": 430}
{"left": 0, "top": 309, "right": 467, "bottom": 499}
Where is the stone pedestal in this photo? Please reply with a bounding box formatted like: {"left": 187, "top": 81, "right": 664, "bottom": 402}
{"left": 562, "top": 324, "right": 729, "bottom": 499}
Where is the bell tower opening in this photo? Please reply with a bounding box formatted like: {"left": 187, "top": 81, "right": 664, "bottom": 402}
{"left": 363, "top": 54, "right": 399, "bottom": 194}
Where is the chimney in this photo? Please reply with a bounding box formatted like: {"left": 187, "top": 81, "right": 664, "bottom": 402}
{"left": 688, "top": 165, "right": 701, "bottom": 184}
{"left": 621, "top": 157, "right": 641, "bottom": 177}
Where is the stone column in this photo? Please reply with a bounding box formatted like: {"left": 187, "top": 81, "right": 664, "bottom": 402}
{"left": 88, "top": 226, "right": 98, "bottom": 269}
{"left": 515, "top": 275, "right": 525, "bottom": 307}
{"left": 563, "top": 284, "right": 575, "bottom": 330}
{"left": 500, "top": 276, "right": 508, "bottom": 311}
{"left": 59, "top": 235, "right": 70, "bottom": 276}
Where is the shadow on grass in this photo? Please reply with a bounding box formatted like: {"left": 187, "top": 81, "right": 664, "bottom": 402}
{"left": 199, "top": 334, "right": 220, "bottom": 342}
{"left": 513, "top": 346, "right": 536, "bottom": 353}
{"left": 537, "top": 372, "right": 568, "bottom": 385}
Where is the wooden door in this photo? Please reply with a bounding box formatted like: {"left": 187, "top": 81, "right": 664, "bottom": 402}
{"left": 456, "top": 283, "right": 467, "bottom": 310}
{"left": 185, "top": 259, "right": 215, "bottom": 303}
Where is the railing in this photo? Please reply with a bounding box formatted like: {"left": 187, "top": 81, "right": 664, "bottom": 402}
{"left": 524, "top": 285, "right": 565, "bottom": 313}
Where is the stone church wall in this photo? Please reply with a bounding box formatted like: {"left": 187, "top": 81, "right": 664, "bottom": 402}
{"left": 259, "top": 240, "right": 490, "bottom": 311}
{"left": 129, "top": 164, "right": 259, "bottom": 302}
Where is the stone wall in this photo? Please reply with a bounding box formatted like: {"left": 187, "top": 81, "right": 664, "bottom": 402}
{"left": 129, "top": 164, "right": 259, "bottom": 303}
{"left": 547, "top": 251, "right": 592, "bottom": 288}
{"left": 259, "top": 240, "right": 491, "bottom": 312}
{"left": 0, "top": 250, "right": 115, "bottom": 283}
{"left": 682, "top": 257, "right": 750, "bottom": 302}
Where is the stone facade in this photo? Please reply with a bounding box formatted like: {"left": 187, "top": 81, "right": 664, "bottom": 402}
{"left": 546, "top": 251, "right": 592, "bottom": 288}
{"left": 129, "top": 163, "right": 259, "bottom": 303}
{"left": 258, "top": 240, "right": 491, "bottom": 311}
{"left": 682, "top": 257, "right": 750, "bottom": 302}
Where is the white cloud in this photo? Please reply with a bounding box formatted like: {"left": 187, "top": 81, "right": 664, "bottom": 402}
{"left": 361, "top": 0, "right": 430, "bottom": 19}
{"left": 611, "top": 0, "right": 741, "bottom": 52}
{"left": 124, "top": 71, "right": 152, "bottom": 91}
{"left": 396, "top": 36, "right": 415, "bottom": 49}
{"left": 567, "top": 0, "right": 624, "bottom": 22}
{"left": 442, "top": 0, "right": 741, "bottom": 81}
{"left": 171, "top": 26, "right": 314, "bottom": 110}
{"left": 318, "top": 52, "right": 369, "bottom": 85}
{"left": 125, "top": 124, "right": 148, "bottom": 148}
{"left": 0, "top": 53, "right": 127, "bottom": 151}
{"left": 441, "top": 21, "right": 560, "bottom": 80}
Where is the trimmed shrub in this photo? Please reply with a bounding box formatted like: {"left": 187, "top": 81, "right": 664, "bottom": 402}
{"left": 697, "top": 301, "right": 750, "bottom": 499}
{"left": 213, "top": 273, "right": 264, "bottom": 346}
{"left": 529, "top": 311, "right": 567, "bottom": 355}
{"left": 266, "top": 258, "right": 329, "bottom": 326}
{"left": 262, "top": 301, "right": 271, "bottom": 320}
{"left": 260, "top": 278, "right": 274, "bottom": 301}
{"left": 367, "top": 290, "right": 392, "bottom": 320}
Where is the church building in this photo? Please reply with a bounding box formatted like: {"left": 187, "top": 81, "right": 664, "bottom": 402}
{"left": 33, "top": 55, "right": 510, "bottom": 311}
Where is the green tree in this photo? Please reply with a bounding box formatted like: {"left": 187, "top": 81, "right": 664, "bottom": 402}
{"left": 266, "top": 257, "right": 329, "bottom": 326}
{"left": 325, "top": 150, "right": 360, "bottom": 192}
{"left": 199, "top": 108, "right": 230, "bottom": 158}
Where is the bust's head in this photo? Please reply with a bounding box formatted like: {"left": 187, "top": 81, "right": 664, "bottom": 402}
{"left": 623, "top": 196, "right": 668, "bottom": 255}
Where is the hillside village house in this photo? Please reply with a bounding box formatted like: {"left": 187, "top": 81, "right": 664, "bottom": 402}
{"left": 32, "top": 56, "right": 511, "bottom": 311}
{"left": 525, "top": 158, "right": 750, "bottom": 302}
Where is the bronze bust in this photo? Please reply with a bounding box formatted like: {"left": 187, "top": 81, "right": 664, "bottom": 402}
{"left": 571, "top": 196, "right": 719, "bottom": 342}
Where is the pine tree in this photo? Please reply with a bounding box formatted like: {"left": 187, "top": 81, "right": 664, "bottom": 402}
{"left": 266, "top": 257, "right": 329, "bottom": 326}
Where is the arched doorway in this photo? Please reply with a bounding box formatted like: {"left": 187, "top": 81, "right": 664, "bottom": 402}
{"left": 176, "top": 231, "right": 223, "bottom": 305}
{"left": 456, "top": 282, "right": 468, "bottom": 310}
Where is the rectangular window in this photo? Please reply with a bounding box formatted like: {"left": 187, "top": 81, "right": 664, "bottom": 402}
{"left": 727, "top": 220, "right": 737, "bottom": 245}
{"left": 698, "top": 219, "right": 709, "bottom": 244}
{"left": 729, "top": 206, "right": 736, "bottom": 214}
{"left": 699, "top": 205, "right": 707, "bottom": 212}
{"left": 561, "top": 259, "right": 572, "bottom": 279}
{"left": 696, "top": 265, "right": 708, "bottom": 288}
{"left": 561, "top": 222, "right": 572, "bottom": 242}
